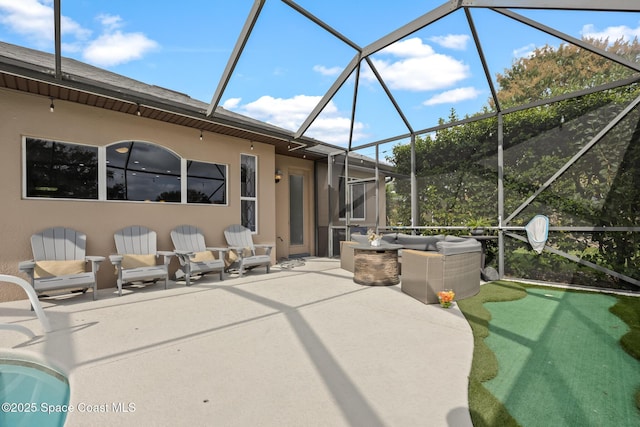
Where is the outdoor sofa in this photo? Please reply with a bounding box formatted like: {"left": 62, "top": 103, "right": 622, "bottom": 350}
{"left": 340, "top": 233, "right": 482, "bottom": 304}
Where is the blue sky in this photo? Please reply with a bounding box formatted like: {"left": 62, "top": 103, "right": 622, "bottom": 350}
{"left": 1, "top": 1, "right": 640, "bottom": 156}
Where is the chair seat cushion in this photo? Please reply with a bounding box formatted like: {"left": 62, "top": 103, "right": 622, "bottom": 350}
{"left": 224, "top": 247, "right": 253, "bottom": 268}
{"left": 35, "top": 260, "right": 85, "bottom": 278}
{"left": 122, "top": 254, "right": 156, "bottom": 269}
{"left": 192, "top": 251, "right": 215, "bottom": 262}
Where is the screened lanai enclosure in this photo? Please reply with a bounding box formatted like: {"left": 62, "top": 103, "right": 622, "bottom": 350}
{"left": 211, "top": 0, "right": 640, "bottom": 291}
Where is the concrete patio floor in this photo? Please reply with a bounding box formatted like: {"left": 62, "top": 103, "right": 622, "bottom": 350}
{"left": 1, "top": 258, "right": 474, "bottom": 427}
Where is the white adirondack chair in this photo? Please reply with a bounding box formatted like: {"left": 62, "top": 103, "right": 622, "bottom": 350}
{"left": 170, "top": 225, "right": 226, "bottom": 286}
{"left": 18, "top": 227, "right": 104, "bottom": 300}
{"left": 223, "top": 224, "right": 272, "bottom": 277}
{"left": 110, "top": 226, "right": 174, "bottom": 296}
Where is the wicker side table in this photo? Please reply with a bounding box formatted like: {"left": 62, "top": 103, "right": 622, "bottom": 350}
{"left": 353, "top": 244, "right": 402, "bottom": 286}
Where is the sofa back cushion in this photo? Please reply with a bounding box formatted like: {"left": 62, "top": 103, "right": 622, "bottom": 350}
{"left": 444, "top": 235, "right": 467, "bottom": 243}
{"left": 396, "top": 233, "right": 444, "bottom": 251}
{"left": 381, "top": 233, "right": 397, "bottom": 243}
{"left": 436, "top": 239, "right": 481, "bottom": 255}
{"left": 427, "top": 234, "right": 445, "bottom": 250}
{"left": 350, "top": 233, "right": 370, "bottom": 244}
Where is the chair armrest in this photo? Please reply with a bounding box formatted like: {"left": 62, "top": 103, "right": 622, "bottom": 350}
{"left": 254, "top": 244, "right": 273, "bottom": 256}
{"left": 109, "top": 255, "right": 123, "bottom": 265}
{"left": 157, "top": 251, "right": 175, "bottom": 265}
{"left": 227, "top": 246, "right": 247, "bottom": 260}
{"left": 85, "top": 256, "right": 105, "bottom": 272}
{"left": 340, "top": 241, "right": 358, "bottom": 272}
{"left": 174, "top": 250, "right": 193, "bottom": 255}
{"left": 18, "top": 260, "right": 36, "bottom": 273}
{"left": 206, "top": 247, "right": 228, "bottom": 258}
{"left": 173, "top": 250, "right": 193, "bottom": 264}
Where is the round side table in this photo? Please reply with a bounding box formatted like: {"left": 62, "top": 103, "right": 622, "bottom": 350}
{"left": 352, "top": 243, "right": 403, "bottom": 286}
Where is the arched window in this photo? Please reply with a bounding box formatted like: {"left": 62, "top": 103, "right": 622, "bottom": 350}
{"left": 106, "top": 141, "right": 181, "bottom": 202}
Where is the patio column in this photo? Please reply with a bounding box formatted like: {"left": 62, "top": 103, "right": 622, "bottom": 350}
{"left": 497, "top": 113, "right": 504, "bottom": 278}
{"left": 375, "top": 144, "right": 380, "bottom": 233}
{"left": 410, "top": 133, "right": 417, "bottom": 231}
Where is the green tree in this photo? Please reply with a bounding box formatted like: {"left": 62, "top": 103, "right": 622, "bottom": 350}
{"left": 387, "top": 37, "right": 640, "bottom": 288}
{"left": 495, "top": 37, "right": 640, "bottom": 108}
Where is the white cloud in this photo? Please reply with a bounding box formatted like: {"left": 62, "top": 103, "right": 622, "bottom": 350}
{"left": 313, "top": 64, "right": 342, "bottom": 76}
{"left": 222, "top": 97, "right": 242, "bottom": 109}
{"left": 226, "top": 94, "right": 365, "bottom": 145}
{"left": 97, "top": 13, "right": 123, "bottom": 32}
{"left": 0, "top": 1, "right": 157, "bottom": 67}
{"left": 239, "top": 94, "right": 320, "bottom": 131}
{"left": 0, "top": 0, "right": 90, "bottom": 47}
{"left": 581, "top": 23, "right": 640, "bottom": 43}
{"left": 83, "top": 31, "right": 158, "bottom": 67}
{"left": 423, "top": 86, "right": 482, "bottom": 106}
{"left": 306, "top": 115, "right": 367, "bottom": 145}
{"left": 513, "top": 43, "right": 536, "bottom": 59}
{"left": 382, "top": 37, "right": 435, "bottom": 57}
{"left": 82, "top": 13, "right": 157, "bottom": 67}
{"left": 364, "top": 37, "right": 470, "bottom": 91}
{"left": 429, "top": 34, "right": 470, "bottom": 50}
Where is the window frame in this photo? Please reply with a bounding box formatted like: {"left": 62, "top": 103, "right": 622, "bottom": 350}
{"left": 183, "top": 158, "right": 229, "bottom": 205}
{"left": 240, "top": 153, "right": 258, "bottom": 233}
{"left": 23, "top": 136, "right": 99, "bottom": 201}
{"left": 105, "top": 140, "right": 182, "bottom": 203}
{"left": 23, "top": 137, "right": 229, "bottom": 207}
{"left": 350, "top": 180, "right": 366, "bottom": 220}
{"left": 338, "top": 176, "right": 366, "bottom": 221}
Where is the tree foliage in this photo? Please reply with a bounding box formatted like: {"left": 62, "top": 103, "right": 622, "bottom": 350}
{"left": 495, "top": 37, "right": 640, "bottom": 108}
{"left": 385, "top": 37, "right": 640, "bottom": 289}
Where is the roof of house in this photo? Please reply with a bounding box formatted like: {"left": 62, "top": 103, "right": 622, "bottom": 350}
{"left": 0, "top": 41, "right": 336, "bottom": 160}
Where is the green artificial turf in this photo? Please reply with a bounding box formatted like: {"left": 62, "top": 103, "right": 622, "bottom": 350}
{"left": 458, "top": 281, "right": 640, "bottom": 427}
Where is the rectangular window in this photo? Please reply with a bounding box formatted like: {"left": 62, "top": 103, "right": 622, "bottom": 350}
{"left": 351, "top": 182, "right": 366, "bottom": 220}
{"left": 240, "top": 154, "right": 257, "bottom": 232}
{"left": 338, "top": 176, "right": 365, "bottom": 220}
{"left": 290, "top": 174, "right": 304, "bottom": 245}
{"left": 24, "top": 137, "right": 98, "bottom": 199}
{"left": 186, "top": 160, "right": 227, "bottom": 204}
{"left": 339, "top": 176, "right": 346, "bottom": 219}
